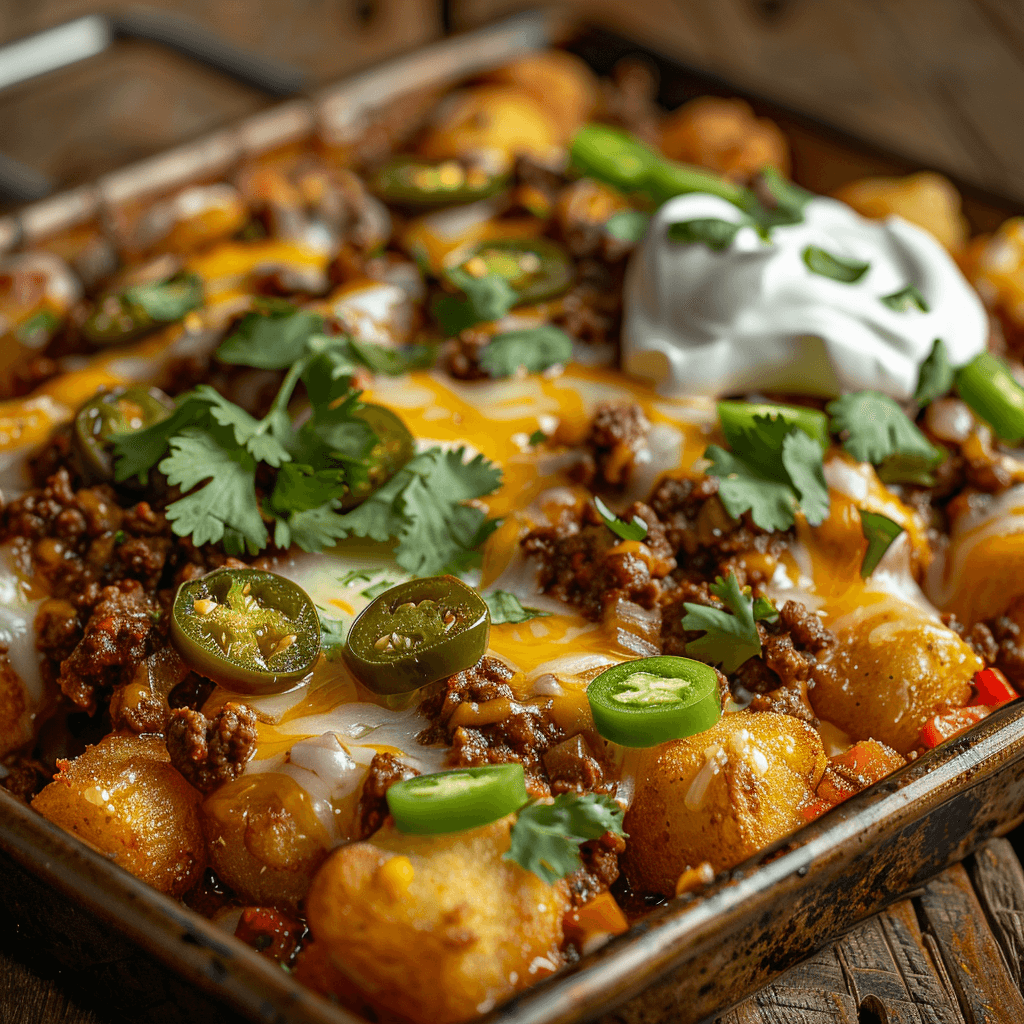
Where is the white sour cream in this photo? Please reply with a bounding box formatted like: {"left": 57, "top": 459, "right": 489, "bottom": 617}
{"left": 622, "top": 194, "right": 987, "bottom": 400}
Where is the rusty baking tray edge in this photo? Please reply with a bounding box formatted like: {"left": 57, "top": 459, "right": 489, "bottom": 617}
{"left": 2, "top": 10, "right": 1024, "bottom": 1024}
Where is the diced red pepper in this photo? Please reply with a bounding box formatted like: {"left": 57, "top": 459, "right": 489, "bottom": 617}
{"left": 918, "top": 705, "right": 992, "bottom": 749}
{"left": 235, "top": 906, "right": 303, "bottom": 963}
{"left": 971, "top": 667, "right": 1018, "bottom": 707}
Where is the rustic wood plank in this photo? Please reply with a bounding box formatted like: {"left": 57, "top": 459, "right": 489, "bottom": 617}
{"left": 967, "top": 837, "right": 1024, "bottom": 991}
{"left": 836, "top": 901, "right": 965, "bottom": 1024}
{"left": 0, "top": 944, "right": 100, "bottom": 1024}
{"left": 916, "top": 862, "right": 1024, "bottom": 1024}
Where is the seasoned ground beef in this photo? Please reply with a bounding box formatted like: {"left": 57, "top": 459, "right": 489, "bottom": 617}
{"left": 947, "top": 601, "right": 1024, "bottom": 685}
{"left": 57, "top": 580, "right": 161, "bottom": 714}
{"left": 522, "top": 500, "right": 675, "bottom": 621}
{"left": 566, "top": 830, "right": 628, "bottom": 907}
{"left": 355, "top": 752, "right": 420, "bottom": 839}
{"left": 166, "top": 703, "right": 257, "bottom": 794}
{"left": 570, "top": 402, "right": 651, "bottom": 490}
{"left": 542, "top": 734, "right": 611, "bottom": 796}
{"left": 1, "top": 753, "right": 50, "bottom": 802}
{"left": 419, "top": 656, "right": 564, "bottom": 794}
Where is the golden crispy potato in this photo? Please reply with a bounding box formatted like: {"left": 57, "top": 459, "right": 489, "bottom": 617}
{"left": 200, "top": 772, "right": 330, "bottom": 913}
{"left": 833, "top": 171, "right": 968, "bottom": 253}
{"left": 659, "top": 96, "right": 789, "bottom": 181}
{"left": 484, "top": 51, "right": 599, "bottom": 140}
{"left": 418, "top": 87, "right": 561, "bottom": 167}
{"left": 305, "top": 815, "right": 568, "bottom": 1024}
{"left": 622, "top": 712, "right": 826, "bottom": 896}
{"left": 811, "top": 593, "right": 980, "bottom": 754}
{"left": 964, "top": 216, "right": 1024, "bottom": 334}
{"left": 32, "top": 733, "right": 204, "bottom": 895}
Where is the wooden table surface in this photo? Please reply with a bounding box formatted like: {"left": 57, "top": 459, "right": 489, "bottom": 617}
{"left": 4, "top": 833, "right": 1024, "bottom": 1024}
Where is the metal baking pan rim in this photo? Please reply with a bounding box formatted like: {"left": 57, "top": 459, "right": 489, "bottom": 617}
{"left": 1, "top": 9, "right": 1023, "bottom": 1024}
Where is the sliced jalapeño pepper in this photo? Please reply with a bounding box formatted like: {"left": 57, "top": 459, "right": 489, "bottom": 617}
{"left": 587, "top": 656, "right": 722, "bottom": 747}
{"left": 450, "top": 238, "right": 573, "bottom": 307}
{"left": 82, "top": 272, "right": 204, "bottom": 348}
{"left": 717, "top": 400, "right": 830, "bottom": 452}
{"left": 371, "top": 156, "right": 509, "bottom": 208}
{"left": 570, "top": 124, "right": 657, "bottom": 193}
{"left": 171, "top": 568, "right": 321, "bottom": 694}
{"left": 343, "top": 576, "right": 489, "bottom": 695}
{"left": 386, "top": 764, "right": 528, "bottom": 834}
{"left": 73, "top": 386, "right": 175, "bottom": 482}
{"left": 955, "top": 351, "right": 1024, "bottom": 442}
{"left": 341, "top": 404, "right": 415, "bottom": 510}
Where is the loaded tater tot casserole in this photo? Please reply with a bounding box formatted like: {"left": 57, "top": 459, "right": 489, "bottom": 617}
{"left": 1, "top": 43, "right": 1024, "bottom": 1024}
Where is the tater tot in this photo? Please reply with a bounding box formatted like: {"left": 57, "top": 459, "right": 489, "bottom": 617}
{"left": 622, "top": 712, "right": 826, "bottom": 897}
{"left": 418, "top": 87, "right": 562, "bottom": 168}
{"left": 810, "top": 593, "right": 980, "bottom": 754}
{"left": 200, "top": 772, "right": 330, "bottom": 912}
{"left": 32, "top": 733, "right": 205, "bottom": 895}
{"left": 832, "top": 171, "right": 968, "bottom": 253}
{"left": 484, "top": 51, "right": 599, "bottom": 140}
{"left": 304, "top": 815, "right": 567, "bottom": 1024}
{"left": 659, "top": 96, "right": 790, "bottom": 182}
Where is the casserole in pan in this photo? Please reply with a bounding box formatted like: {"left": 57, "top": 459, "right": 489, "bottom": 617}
{"left": 2, "top": 10, "right": 1024, "bottom": 1024}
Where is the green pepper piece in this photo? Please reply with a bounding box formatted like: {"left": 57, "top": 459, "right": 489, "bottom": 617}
{"left": 171, "top": 568, "right": 321, "bottom": 694}
{"left": 343, "top": 576, "right": 489, "bottom": 695}
{"left": 371, "top": 156, "right": 509, "bottom": 208}
{"left": 73, "top": 386, "right": 175, "bottom": 482}
{"left": 449, "top": 238, "right": 573, "bottom": 307}
{"left": 570, "top": 124, "right": 657, "bottom": 192}
{"left": 340, "top": 404, "right": 415, "bottom": 510}
{"left": 81, "top": 272, "right": 204, "bottom": 348}
{"left": 387, "top": 764, "right": 528, "bottom": 834}
{"left": 956, "top": 351, "right": 1024, "bottom": 442}
{"left": 587, "top": 656, "right": 721, "bottom": 747}
{"left": 645, "top": 157, "right": 754, "bottom": 209}
{"left": 717, "top": 400, "right": 830, "bottom": 452}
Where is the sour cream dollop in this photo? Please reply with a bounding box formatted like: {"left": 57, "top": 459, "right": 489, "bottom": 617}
{"left": 622, "top": 193, "right": 987, "bottom": 400}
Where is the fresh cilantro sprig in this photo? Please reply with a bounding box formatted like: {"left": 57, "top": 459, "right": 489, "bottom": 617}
{"left": 505, "top": 793, "right": 626, "bottom": 885}
{"left": 113, "top": 305, "right": 501, "bottom": 571}
{"left": 704, "top": 409, "right": 829, "bottom": 532}
{"left": 827, "top": 391, "right": 944, "bottom": 485}
{"left": 914, "top": 339, "right": 954, "bottom": 408}
{"left": 478, "top": 326, "right": 573, "bottom": 378}
{"left": 681, "top": 572, "right": 778, "bottom": 674}
{"left": 859, "top": 510, "right": 904, "bottom": 577}
{"left": 432, "top": 269, "right": 518, "bottom": 336}
{"left": 594, "top": 497, "right": 648, "bottom": 541}
{"left": 317, "top": 609, "right": 348, "bottom": 661}
{"left": 484, "top": 591, "right": 550, "bottom": 624}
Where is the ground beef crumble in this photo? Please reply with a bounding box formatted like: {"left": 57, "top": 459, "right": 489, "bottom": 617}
{"left": 566, "top": 831, "right": 628, "bottom": 907}
{"left": 570, "top": 402, "right": 651, "bottom": 490}
{"left": 946, "top": 601, "right": 1024, "bottom": 686}
{"left": 355, "top": 752, "right": 420, "bottom": 839}
{"left": 522, "top": 500, "right": 675, "bottom": 621}
{"left": 165, "top": 703, "right": 258, "bottom": 794}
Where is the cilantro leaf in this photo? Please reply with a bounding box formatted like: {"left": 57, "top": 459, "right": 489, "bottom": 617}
{"left": 504, "top": 793, "right": 626, "bottom": 884}
{"left": 478, "top": 326, "right": 573, "bottom": 378}
{"left": 605, "top": 210, "right": 650, "bottom": 243}
{"left": 681, "top": 572, "right": 774, "bottom": 674}
{"left": 528, "top": 429, "right": 547, "bottom": 446}
{"left": 704, "top": 444, "right": 801, "bottom": 532}
{"left": 914, "top": 339, "right": 954, "bottom": 408}
{"left": 336, "top": 446, "right": 503, "bottom": 576}
{"left": 780, "top": 429, "right": 830, "bottom": 526}
{"left": 272, "top": 502, "right": 352, "bottom": 553}
{"left": 432, "top": 272, "right": 518, "bottom": 336}
{"left": 317, "top": 609, "right": 348, "bottom": 661}
{"left": 802, "top": 246, "right": 870, "bottom": 283}
{"left": 859, "top": 509, "right": 904, "bottom": 577}
{"left": 667, "top": 217, "right": 744, "bottom": 252}
{"left": 827, "top": 391, "right": 943, "bottom": 483}
{"left": 348, "top": 339, "right": 437, "bottom": 375}
{"left": 361, "top": 579, "right": 395, "bottom": 599}
{"left": 485, "top": 591, "right": 550, "bottom": 624}
{"left": 123, "top": 273, "right": 204, "bottom": 322}
{"left": 267, "top": 463, "right": 347, "bottom": 515}
{"left": 882, "top": 284, "right": 929, "bottom": 313}
{"left": 16, "top": 309, "right": 60, "bottom": 345}
{"left": 159, "top": 428, "right": 267, "bottom": 555}
{"left": 216, "top": 306, "right": 323, "bottom": 369}
{"left": 594, "top": 496, "right": 648, "bottom": 541}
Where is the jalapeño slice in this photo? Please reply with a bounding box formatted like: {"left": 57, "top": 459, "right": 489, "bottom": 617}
{"left": 956, "top": 351, "right": 1024, "bottom": 442}
{"left": 717, "top": 400, "right": 830, "bottom": 452}
{"left": 587, "top": 656, "right": 722, "bottom": 747}
{"left": 340, "top": 404, "right": 415, "bottom": 510}
{"left": 73, "top": 386, "right": 175, "bottom": 482}
{"left": 386, "top": 764, "right": 528, "bottom": 834}
{"left": 82, "top": 271, "right": 204, "bottom": 348}
{"left": 371, "top": 156, "right": 509, "bottom": 208}
{"left": 570, "top": 124, "right": 657, "bottom": 193}
{"left": 343, "top": 576, "right": 490, "bottom": 695}
{"left": 171, "top": 568, "right": 321, "bottom": 694}
{"left": 450, "top": 238, "right": 573, "bottom": 307}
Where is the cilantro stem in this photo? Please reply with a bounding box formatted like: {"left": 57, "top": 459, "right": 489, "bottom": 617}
{"left": 256, "top": 356, "right": 309, "bottom": 435}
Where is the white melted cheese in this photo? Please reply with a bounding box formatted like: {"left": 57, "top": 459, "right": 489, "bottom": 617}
{"left": 622, "top": 194, "right": 987, "bottom": 400}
